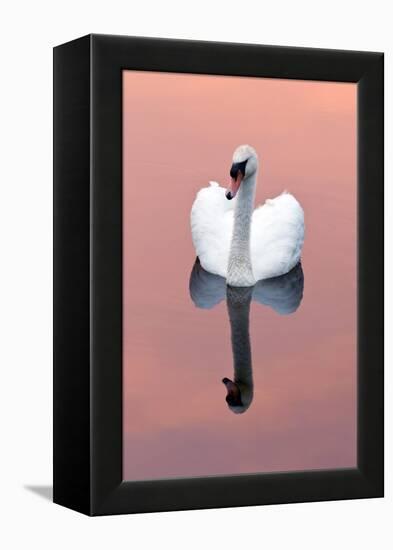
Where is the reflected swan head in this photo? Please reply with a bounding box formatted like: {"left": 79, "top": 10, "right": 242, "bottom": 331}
{"left": 226, "top": 145, "right": 259, "bottom": 200}
{"left": 222, "top": 377, "right": 251, "bottom": 414}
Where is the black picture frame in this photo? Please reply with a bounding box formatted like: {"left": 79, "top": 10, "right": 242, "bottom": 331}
{"left": 53, "top": 34, "right": 384, "bottom": 516}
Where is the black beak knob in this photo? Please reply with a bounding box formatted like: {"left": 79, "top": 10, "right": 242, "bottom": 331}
{"left": 229, "top": 160, "right": 247, "bottom": 179}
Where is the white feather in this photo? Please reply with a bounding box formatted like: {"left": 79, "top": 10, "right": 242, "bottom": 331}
{"left": 250, "top": 191, "right": 304, "bottom": 280}
{"left": 191, "top": 172, "right": 304, "bottom": 283}
{"left": 190, "top": 182, "right": 235, "bottom": 278}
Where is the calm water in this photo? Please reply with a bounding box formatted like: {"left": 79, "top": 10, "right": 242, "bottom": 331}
{"left": 123, "top": 71, "right": 357, "bottom": 480}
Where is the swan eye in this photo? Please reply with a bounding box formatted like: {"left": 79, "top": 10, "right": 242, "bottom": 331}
{"left": 230, "top": 160, "right": 247, "bottom": 178}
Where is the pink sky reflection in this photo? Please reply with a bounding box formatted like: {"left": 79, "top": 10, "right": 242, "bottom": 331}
{"left": 123, "top": 71, "right": 357, "bottom": 481}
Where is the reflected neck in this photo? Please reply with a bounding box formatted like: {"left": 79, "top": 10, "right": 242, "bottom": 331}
{"left": 226, "top": 286, "right": 253, "bottom": 410}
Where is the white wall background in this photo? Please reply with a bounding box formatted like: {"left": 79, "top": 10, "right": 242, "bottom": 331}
{"left": 0, "top": 0, "right": 390, "bottom": 548}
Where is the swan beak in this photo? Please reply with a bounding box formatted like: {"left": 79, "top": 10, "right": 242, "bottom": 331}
{"left": 226, "top": 170, "right": 243, "bottom": 200}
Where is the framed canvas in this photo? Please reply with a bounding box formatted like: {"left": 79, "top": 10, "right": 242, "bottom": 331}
{"left": 53, "top": 34, "right": 384, "bottom": 516}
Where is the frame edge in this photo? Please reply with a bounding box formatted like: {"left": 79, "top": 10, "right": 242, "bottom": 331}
{"left": 53, "top": 34, "right": 93, "bottom": 516}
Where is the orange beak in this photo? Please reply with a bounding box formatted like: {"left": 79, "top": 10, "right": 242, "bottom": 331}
{"left": 226, "top": 171, "right": 243, "bottom": 200}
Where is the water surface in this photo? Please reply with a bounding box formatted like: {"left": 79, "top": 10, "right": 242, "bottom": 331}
{"left": 123, "top": 71, "right": 357, "bottom": 480}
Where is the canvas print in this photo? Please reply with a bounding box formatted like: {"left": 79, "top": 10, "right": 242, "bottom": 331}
{"left": 122, "top": 71, "right": 357, "bottom": 481}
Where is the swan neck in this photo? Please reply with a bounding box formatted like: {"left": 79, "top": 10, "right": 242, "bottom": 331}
{"left": 227, "top": 172, "right": 257, "bottom": 286}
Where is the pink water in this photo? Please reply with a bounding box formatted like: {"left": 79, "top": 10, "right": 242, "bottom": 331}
{"left": 123, "top": 71, "right": 357, "bottom": 481}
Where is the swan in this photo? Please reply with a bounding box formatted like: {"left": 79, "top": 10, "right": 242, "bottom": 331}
{"left": 189, "top": 258, "right": 304, "bottom": 413}
{"left": 190, "top": 145, "right": 305, "bottom": 286}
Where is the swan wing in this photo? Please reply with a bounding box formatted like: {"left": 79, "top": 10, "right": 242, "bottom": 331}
{"left": 251, "top": 192, "right": 304, "bottom": 280}
{"left": 190, "top": 182, "right": 234, "bottom": 278}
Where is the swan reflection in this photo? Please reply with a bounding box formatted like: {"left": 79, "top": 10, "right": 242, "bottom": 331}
{"left": 189, "top": 259, "right": 304, "bottom": 413}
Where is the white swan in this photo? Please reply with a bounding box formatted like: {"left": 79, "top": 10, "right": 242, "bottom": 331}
{"left": 191, "top": 145, "right": 305, "bottom": 287}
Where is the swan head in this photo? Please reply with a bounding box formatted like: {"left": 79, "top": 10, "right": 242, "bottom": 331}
{"left": 222, "top": 377, "right": 252, "bottom": 414}
{"left": 226, "top": 144, "right": 258, "bottom": 200}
